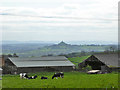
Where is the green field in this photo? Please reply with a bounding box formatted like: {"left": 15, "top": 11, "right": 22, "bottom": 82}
{"left": 0, "top": 76, "right": 1, "bottom": 90}
{"left": 2, "top": 72, "right": 118, "bottom": 88}
{"left": 68, "top": 56, "right": 90, "bottom": 68}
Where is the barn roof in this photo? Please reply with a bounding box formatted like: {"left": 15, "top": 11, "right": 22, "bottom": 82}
{"left": 8, "top": 56, "right": 75, "bottom": 67}
{"left": 93, "top": 53, "right": 119, "bottom": 67}
{"left": 9, "top": 56, "right": 67, "bottom": 61}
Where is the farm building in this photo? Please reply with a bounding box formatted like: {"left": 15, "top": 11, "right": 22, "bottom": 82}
{"left": 0, "top": 68, "right": 2, "bottom": 75}
{"left": 3, "top": 56, "right": 75, "bottom": 74}
{"left": 0, "top": 54, "right": 17, "bottom": 67}
{"left": 0, "top": 55, "right": 5, "bottom": 67}
{"left": 78, "top": 53, "right": 119, "bottom": 72}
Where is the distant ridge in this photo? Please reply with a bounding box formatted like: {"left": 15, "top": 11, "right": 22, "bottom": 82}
{"left": 1, "top": 40, "right": 117, "bottom": 45}
{"left": 2, "top": 41, "right": 118, "bottom": 57}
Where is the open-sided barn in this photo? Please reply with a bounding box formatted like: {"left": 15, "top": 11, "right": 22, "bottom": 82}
{"left": 0, "top": 68, "right": 2, "bottom": 75}
{"left": 3, "top": 56, "right": 75, "bottom": 74}
{"left": 78, "top": 53, "right": 119, "bottom": 72}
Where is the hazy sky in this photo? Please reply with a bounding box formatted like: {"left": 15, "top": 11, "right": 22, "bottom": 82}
{"left": 0, "top": 0, "right": 118, "bottom": 42}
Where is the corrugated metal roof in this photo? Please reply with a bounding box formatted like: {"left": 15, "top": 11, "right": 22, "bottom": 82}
{"left": 9, "top": 61, "right": 74, "bottom": 67}
{"left": 9, "top": 56, "right": 67, "bottom": 61}
{"left": 93, "top": 53, "right": 119, "bottom": 67}
{"left": 8, "top": 56, "right": 75, "bottom": 67}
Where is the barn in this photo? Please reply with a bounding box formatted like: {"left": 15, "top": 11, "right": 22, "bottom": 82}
{"left": 0, "top": 55, "right": 4, "bottom": 67}
{"left": 3, "top": 56, "right": 75, "bottom": 74}
{"left": 0, "top": 55, "right": 3, "bottom": 75}
{"left": 0, "top": 68, "right": 2, "bottom": 75}
{"left": 78, "top": 53, "right": 119, "bottom": 73}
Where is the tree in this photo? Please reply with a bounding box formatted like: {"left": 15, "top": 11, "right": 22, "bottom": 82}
{"left": 8, "top": 54, "right": 13, "bottom": 57}
{"left": 48, "top": 54, "right": 53, "bottom": 56}
{"left": 13, "top": 53, "right": 19, "bottom": 57}
{"left": 109, "top": 46, "right": 117, "bottom": 52}
{"left": 104, "top": 45, "right": 117, "bottom": 53}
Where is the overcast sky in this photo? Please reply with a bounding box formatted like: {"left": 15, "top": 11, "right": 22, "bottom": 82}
{"left": 0, "top": 0, "right": 119, "bottom": 42}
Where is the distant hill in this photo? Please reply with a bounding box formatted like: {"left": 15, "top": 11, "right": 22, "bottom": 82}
{"left": 2, "top": 41, "right": 118, "bottom": 57}
{"left": 17, "top": 41, "right": 117, "bottom": 57}
{"left": 1, "top": 40, "right": 117, "bottom": 45}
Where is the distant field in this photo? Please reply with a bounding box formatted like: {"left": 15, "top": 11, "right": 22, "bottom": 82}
{"left": 68, "top": 56, "right": 90, "bottom": 68}
{"left": 2, "top": 72, "right": 118, "bottom": 88}
{"left": 2, "top": 42, "right": 115, "bottom": 57}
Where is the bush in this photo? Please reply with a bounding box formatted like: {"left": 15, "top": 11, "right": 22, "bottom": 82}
{"left": 82, "top": 65, "right": 92, "bottom": 71}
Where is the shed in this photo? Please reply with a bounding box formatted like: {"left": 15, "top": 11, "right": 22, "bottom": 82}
{"left": 78, "top": 53, "right": 119, "bottom": 72}
{"left": 4, "top": 56, "right": 75, "bottom": 74}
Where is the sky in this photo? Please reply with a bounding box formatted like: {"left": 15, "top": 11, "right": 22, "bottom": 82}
{"left": 0, "top": 0, "right": 119, "bottom": 42}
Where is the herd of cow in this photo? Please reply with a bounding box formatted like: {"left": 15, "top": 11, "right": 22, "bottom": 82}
{"left": 20, "top": 72, "right": 64, "bottom": 80}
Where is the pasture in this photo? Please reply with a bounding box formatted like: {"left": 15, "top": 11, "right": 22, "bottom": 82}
{"left": 0, "top": 76, "right": 1, "bottom": 89}
{"left": 2, "top": 72, "right": 118, "bottom": 88}
{"left": 68, "top": 56, "right": 90, "bottom": 68}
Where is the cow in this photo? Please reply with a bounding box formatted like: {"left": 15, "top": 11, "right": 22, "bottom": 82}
{"left": 52, "top": 72, "right": 64, "bottom": 79}
{"left": 20, "top": 73, "right": 29, "bottom": 79}
{"left": 20, "top": 73, "right": 37, "bottom": 79}
{"left": 28, "top": 75, "right": 37, "bottom": 79}
{"left": 41, "top": 76, "right": 48, "bottom": 79}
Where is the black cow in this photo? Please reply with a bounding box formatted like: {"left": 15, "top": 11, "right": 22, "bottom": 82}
{"left": 33, "top": 75, "right": 37, "bottom": 79}
{"left": 52, "top": 72, "right": 64, "bottom": 79}
{"left": 28, "top": 77, "right": 33, "bottom": 79}
{"left": 28, "top": 75, "right": 37, "bottom": 79}
{"left": 41, "top": 76, "right": 48, "bottom": 79}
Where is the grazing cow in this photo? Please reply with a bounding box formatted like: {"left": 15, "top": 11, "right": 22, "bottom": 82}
{"left": 28, "top": 76, "right": 35, "bottom": 79}
{"left": 52, "top": 72, "right": 64, "bottom": 79}
{"left": 41, "top": 76, "right": 48, "bottom": 79}
{"left": 33, "top": 75, "right": 37, "bottom": 79}
{"left": 20, "top": 73, "right": 37, "bottom": 79}
{"left": 28, "top": 75, "right": 37, "bottom": 79}
{"left": 20, "top": 73, "right": 29, "bottom": 79}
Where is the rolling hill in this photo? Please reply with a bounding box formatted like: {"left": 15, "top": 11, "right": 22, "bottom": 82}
{"left": 12, "top": 41, "right": 116, "bottom": 57}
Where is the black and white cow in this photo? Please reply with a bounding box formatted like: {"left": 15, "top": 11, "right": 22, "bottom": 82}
{"left": 52, "top": 72, "right": 64, "bottom": 79}
{"left": 20, "top": 73, "right": 37, "bottom": 79}
{"left": 20, "top": 73, "right": 29, "bottom": 79}
{"left": 41, "top": 76, "right": 48, "bottom": 79}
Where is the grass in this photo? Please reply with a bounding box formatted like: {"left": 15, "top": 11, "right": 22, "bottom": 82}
{"left": 0, "top": 75, "right": 2, "bottom": 90}
{"left": 68, "top": 56, "right": 90, "bottom": 68}
{"left": 2, "top": 71, "right": 118, "bottom": 88}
